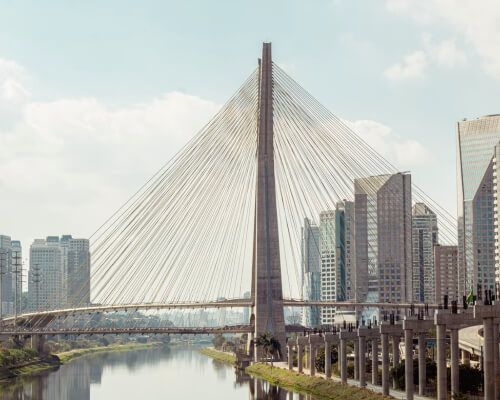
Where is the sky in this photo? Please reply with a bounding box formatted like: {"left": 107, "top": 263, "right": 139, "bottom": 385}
{"left": 1, "top": 0, "right": 500, "bottom": 262}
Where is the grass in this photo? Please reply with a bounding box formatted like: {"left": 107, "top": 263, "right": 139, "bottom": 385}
{"left": 246, "top": 364, "right": 391, "bottom": 400}
{"left": 199, "top": 347, "right": 236, "bottom": 365}
{"left": 56, "top": 342, "right": 161, "bottom": 363}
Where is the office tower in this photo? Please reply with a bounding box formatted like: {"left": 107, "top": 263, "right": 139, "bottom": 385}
{"left": 411, "top": 203, "right": 438, "bottom": 303}
{"left": 66, "top": 238, "right": 90, "bottom": 306}
{"left": 434, "top": 245, "right": 459, "bottom": 303}
{"left": 29, "top": 238, "right": 66, "bottom": 310}
{"left": 0, "top": 235, "right": 14, "bottom": 315}
{"left": 301, "top": 218, "right": 321, "bottom": 327}
{"left": 10, "top": 240, "right": 22, "bottom": 314}
{"left": 319, "top": 205, "right": 346, "bottom": 325}
{"left": 457, "top": 114, "right": 500, "bottom": 296}
{"left": 354, "top": 173, "right": 412, "bottom": 320}
{"left": 343, "top": 201, "right": 356, "bottom": 300}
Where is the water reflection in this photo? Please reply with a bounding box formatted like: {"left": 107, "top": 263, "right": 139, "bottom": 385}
{"left": 0, "top": 347, "right": 314, "bottom": 400}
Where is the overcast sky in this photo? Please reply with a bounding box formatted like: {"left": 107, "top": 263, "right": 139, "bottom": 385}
{"left": 1, "top": 0, "right": 500, "bottom": 260}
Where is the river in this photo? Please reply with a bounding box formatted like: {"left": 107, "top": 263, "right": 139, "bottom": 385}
{"left": 0, "top": 346, "right": 315, "bottom": 400}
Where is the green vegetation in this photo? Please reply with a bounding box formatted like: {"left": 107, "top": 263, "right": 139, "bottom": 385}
{"left": 199, "top": 347, "right": 236, "bottom": 364}
{"left": 255, "top": 332, "right": 281, "bottom": 366}
{"left": 56, "top": 342, "right": 161, "bottom": 363}
{"left": 247, "top": 364, "right": 390, "bottom": 399}
{"left": 0, "top": 348, "right": 39, "bottom": 368}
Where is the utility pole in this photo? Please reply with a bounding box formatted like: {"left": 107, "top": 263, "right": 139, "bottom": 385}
{"left": 11, "top": 250, "right": 22, "bottom": 326}
{"left": 0, "top": 250, "right": 7, "bottom": 324}
{"left": 31, "top": 263, "right": 42, "bottom": 312}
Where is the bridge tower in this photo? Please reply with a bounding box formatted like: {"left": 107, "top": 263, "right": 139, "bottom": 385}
{"left": 251, "top": 42, "right": 287, "bottom": 360}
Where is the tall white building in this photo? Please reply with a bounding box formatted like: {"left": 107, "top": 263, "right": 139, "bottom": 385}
{"left": 301, "top": 218, "right": 320, "bottom": 327}
{"left": 28, "top": 235, "right": 91, "bottom": 311}
{"left": 29, "top": 238, "right": 65, "bottom": 310}
{"left": 411, "top": 203, "right": 438, "bottom": 303}
{"left": 343, "top": 201, "right": 356, "bottom": 301}
{"left": 0, "top": 235, "right": 23, "bottom": 316}
{"left": 319, "top": 205, "right": 346, "bottom": 325}
{"left": 354, "top": 173, "right": 412, "bottom": 321}
{"left": 457, "top": 114, "right": 500, "bottom": 297}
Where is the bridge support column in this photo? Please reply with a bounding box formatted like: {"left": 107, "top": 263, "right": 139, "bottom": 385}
{"left": 483, "top": 316, "right": 495, "bottom": 400}
{"left": 353, "top": 339, "right": 359, "bottom": 380}
{"left": 30, "top": 335, "right": 45, "bottom": 354}
{"left": 460, "top": 349, "right": 470, "bottom": 366}
{"left": 358, "top": 335, "right": 366, "bottom": 387}
{"left": 404, "top": 328, "right": 414, "bottom": 400}
{"left": 494, "top": 323, "right": 500, "bottom": 400}
{"left": 324, "top": 341, "right": 331, "bottom": 378}
{"left": 371, "top": 338, "right": 378, "bottom": 385}
{"left": 392, "top": 335, "right": 400, "bottom": 389}
{"left": 340, "top": 338, "right": 347, "bottom": 383}
{"left": 450, "top": 328, "right": 459, "bottom": 398}
{"left": 297, "top": 343, "right": 303, "bottom": 373}
{"left": 418, "top": 332, "right": 426, "bottom": 396}
{"left": 436, "top": 323, "right": 447, "bottom": 400}
{"left": 381, "top": 333, "right": 389, "bottom": 396}
{"left": 287, "top": 344, "right": 293, "bottom": 370}
{"left": 308, "top": 345, "right": 316, "bottom": 376}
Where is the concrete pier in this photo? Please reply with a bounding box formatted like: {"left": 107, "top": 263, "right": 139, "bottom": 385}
{"left": 404, "top": 328, "right": 414, "bottom": 400}
{"left": 358, "top": 334, "right": 366, "bottom": 387}
{"left": 371, "top": 338, "right": 379, "bottom": 385}
{"left": 340, "top": 337, "right": 347, "bottom": 383}
{"left": 287, "top": 343, "right": 294, "bottom": 370}
{"left": 450, "top": 328, "right": 459, "bottom": 397}
{"left": 418, "top": 333, "right": 426, "bottom": 395}
{"left": 436, "top": 323, "right": 447, "bottom": 400}
{"left": 324, "top": 333, "right": 337, "bottom": 379}
{"left": 381, "top": 333, "right": 390, "bottom": 395}
{"left": 392, "top": 335, "right": 400, "bottom": 389}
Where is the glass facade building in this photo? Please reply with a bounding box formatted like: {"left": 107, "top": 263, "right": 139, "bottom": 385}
{"left": 300, "top": 218, "right": 321, "bottom": 327}
{"left": 457, "top": 114, "right": 500, "bottom": 296}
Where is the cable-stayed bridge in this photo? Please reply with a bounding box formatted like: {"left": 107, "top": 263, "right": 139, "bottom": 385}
{"left": 1, "top": 43, "right": 471, "bottom": 361}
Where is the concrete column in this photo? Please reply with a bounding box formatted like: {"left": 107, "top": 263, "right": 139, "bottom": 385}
{"left": 494, "top": 323, "right": 499, "bottom": 400}
{"left": 304, "top": 347, "right": 309, "bottom": 369}
{"left": 287, "top": 344, "right": 294, "bottom": 370}
{"left": 381, "top": 333, "right": 390, "bottom": 396}
{"left": 450, "top": 328, "right": 459, "bottom": 398}
{"left": 404, "top": 328, "right": 414, "bottom": 400}
{"left": 359, "top": 335, "right": 366, "bottom": 387}
{"left": 325, "top": 342, "right": 332, "bottom": 379}
{"left": 372, "top": 338, "right": 378, "bottom": 385}
{"left": 297, "top": 344, "right": 303, "bottom": 373}
{"left": 436, "top": 323, "right": 447, "bottom": 400}
{"left": 392, "top": 335, "right": 400, "bottom": 389}
{"left": 340, "top": 338, "right": 347, "bottom": 384}
{"left": 483, "top": 317, "right": 495, "bottom": 400}
{"left": 30, "top": 334, "right": 45, "bottom": 354}
{"left": 418, "top": 333, "right": 426, "bottom": 396}
{"left": 460, "top": 349, "right": 470, "bottom": 366}
{"left": 309, "top": 345, "right": 316, "bottom": 376}
{"left": 354, "top": 339, "right": 359, "bottom": 380}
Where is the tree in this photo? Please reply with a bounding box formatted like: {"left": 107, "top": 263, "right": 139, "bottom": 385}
{"left": 212, "top": 334, "right": 226, "bottom": 350}
{"left": 255, "top": 332, "right": 281, "bottom": 367}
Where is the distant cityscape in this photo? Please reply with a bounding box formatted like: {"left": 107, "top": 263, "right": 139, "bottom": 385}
{"left": 300, "top": 114, "right": 500, "bottom": 327}
{"left": 1, "top": 114, "right": 500, "bottom": 328}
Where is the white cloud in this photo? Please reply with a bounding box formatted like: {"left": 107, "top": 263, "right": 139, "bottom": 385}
{"left": 384, "top": 50, "right": 428, "bottom": 81}
{"left": 386, "top": 0, "right": 500, "bottom": 79}
{"left": 347, "top": 119, "right": 432, "bottom": 168}
{"left": 0, "top": 57, "right": 220, "bottom": 249}
{"left": 422, "top": 34, "right": 467, "bottom": 68}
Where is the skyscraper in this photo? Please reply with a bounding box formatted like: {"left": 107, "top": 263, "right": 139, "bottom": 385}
{"left": 29, "top": 235, "right": 91, "bottom": 311}
{"left": 319, "top": 205, "right": 346, "bottom": 325}
{"left": 354, "top": 173, "right": 412, "bottom": 320}
{"left": 301, "top": 218, "right": 321, "bottom": 327}
{"left": 411, "top": 203, "right": 438, "bottom": 303}
{"left": 343, "top": 201, "right": 356, "bottom": 301}
{"left": 457, "top": 114, "right": 500, "bottom": 296}
{"left": 29, "top": 238, "right": 65, "bottom": 310}
{"left": 0, "top": 235, "right": 13, "bottom": 315}
{"left": 434, "top": 245, "right": 459, "bottom": 303}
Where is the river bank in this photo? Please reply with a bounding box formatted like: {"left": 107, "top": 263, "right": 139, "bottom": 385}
{"left": 199, "top": 347, "right": 236, "bottom": 364}
{"left": 0, "top": 342, "right": 164, "bottom": 381}
{"left": 246, "top": 364, "right": 390, "bottom": 400}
